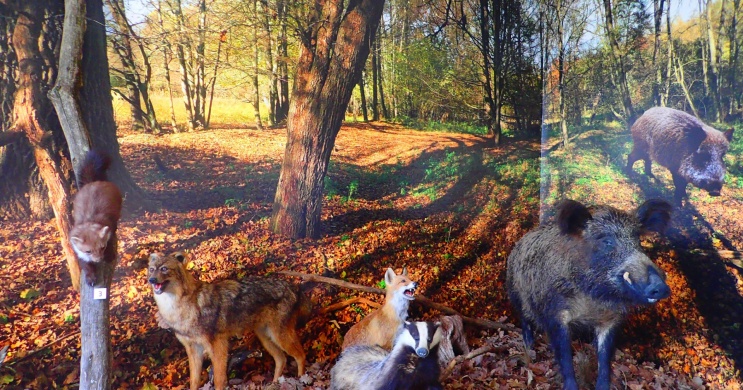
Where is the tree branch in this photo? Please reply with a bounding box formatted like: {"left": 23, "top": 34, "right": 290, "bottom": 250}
{"left": 279, "top": 271, "right": 515, "bottom": 331}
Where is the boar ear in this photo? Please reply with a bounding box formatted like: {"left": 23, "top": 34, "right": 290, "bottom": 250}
{"left": 385, "top": 268, "right": 396, "bottom": 285}
{"left": 683, "top": 125, "right": 707, "bottom": 150}
{"left": 637, "top": 199, "right": 672, "bottom": 233}
{"left": 556, "top": 199, "right": 592, "bottom": 235}
{"left": 724, "top": 127, "right": 734, "bottom": 142}
{"left": 172, "top": 252, "right": 186, "bottom": 263}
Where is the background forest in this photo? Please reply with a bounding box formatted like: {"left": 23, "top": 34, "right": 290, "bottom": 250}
{"left": 1, "top": 0, "right": 743, "bottom": 388}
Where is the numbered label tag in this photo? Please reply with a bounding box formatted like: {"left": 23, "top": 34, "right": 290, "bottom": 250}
{"left": 93, "top": 288, "right": 107, "bottom": 300}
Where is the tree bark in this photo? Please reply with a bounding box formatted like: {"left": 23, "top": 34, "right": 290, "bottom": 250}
{"left": 13, "top": 0, "right": 81, "bottom": 291}
{"left": 275, "top": 0, "right": 289, "bottom": 123}
{"left": 359, "top": 73, "right": 369, "bottom": 122}
{"left": 270, "top": 0, "right": 385, "bottom": 239}
{"left": 371, "top": 27, "right": 380, "bottom": 121}
{"left": 252, "top": 0, "right": 263, "bottom": 130}
{"left": 80, "top": 0, "right": 152, "bottom": 212}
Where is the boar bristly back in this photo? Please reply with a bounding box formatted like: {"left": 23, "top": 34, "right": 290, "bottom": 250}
{"left": 506, "top": 199, "right": 672, "bottom": 390}
{"left": 626, "top": 107, "right": 733, "bottom": 205}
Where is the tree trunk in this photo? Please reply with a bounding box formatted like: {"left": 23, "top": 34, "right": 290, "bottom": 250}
{"left": 602, "top": 0, "right": 635, "bottom": 122}
{"left": 270, "top": 0, "right": 385, "bottom": 239}
{"left": 652, "top": 0, "right": 665, "bottom": 106}
{"left": 371, "top": 27, "right": 380, "bottom": 121}
{"left": 252, "top": 0, "right": 263, "bottom": 130}
{"left": 156, "top": 0, "right": 177, "bottom": 130}
{"left": 479, "top": 0, "right": 497, "bottom": 146}
{"left": 377, "top": 19, "right": 388, "bottom": 120}
{"left": 704, "top": 0, "right": 722, "bottom": 121}
{"left": 170, "top": 0, "right": 196, "bottom": 130}
{"left": 359, "top": 73, "right": 369, "bottom": 122}
{"left": 275, "top": 0, "right": 289, "bottom": 123}
{"left": 13, "top": 0, "right": 81, "bottom": 291}
{"left": 661, "top": 0, "right": 673, "bottom": 106}
{"left": 730, "top": 0, "right": 741, "bottom": 112}
{"left": 80, "top": 0, "right": 151, "bottom": 211}
{"left": 263, "top": 5, "right": 278, "bottom": 126}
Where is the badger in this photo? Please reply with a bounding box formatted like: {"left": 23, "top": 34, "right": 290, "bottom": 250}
{"left": 330, "top": 321, "right": 443, "bottom": 390}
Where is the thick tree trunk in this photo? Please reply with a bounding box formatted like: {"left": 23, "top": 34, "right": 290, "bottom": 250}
{"left": 80, "top": 0, "right": 151, "bottom": 211}
{"left": 13, "top": 0, "right": 81, "bottom": 291}
{"left": 270, "top": 0, "right": 385, "bottom": 239}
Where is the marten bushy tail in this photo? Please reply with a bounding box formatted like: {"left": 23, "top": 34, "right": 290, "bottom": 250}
{"left": 78, "top": 149, "right": 112, "bottom": 188}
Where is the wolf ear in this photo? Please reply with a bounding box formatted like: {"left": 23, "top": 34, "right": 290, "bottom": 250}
{"left": 556, "top": 199, "right": 592, "bottom": 235}
{"left": 172, "top": 252, "right": 186, "bottom": 263}
{"left": 725, "top": 127, "right": 734, "bottom": 142}
{"left": 385, "top": 268, "right": 396, "bottom": 285}
{"left": 637, "top": 198, "right": 672, "bottom": 233}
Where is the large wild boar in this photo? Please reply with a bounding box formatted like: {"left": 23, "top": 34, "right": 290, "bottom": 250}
{"left": 626, "top": 107, "right": 734, "bottom": 205}
{"left": 507, "top": 199, "right": 672, "bottom": 390}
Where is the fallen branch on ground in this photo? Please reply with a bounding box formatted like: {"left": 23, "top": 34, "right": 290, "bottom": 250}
{"left": 4, "top": 331, "right": 80, "bottom": 367}
{"left": 440, "top": 343, "right": 509, "bottom": 379}
{"left": 279, "top": 271, "right": 515, "bottom": 331}
{"left": 318, "top": 296, "right": 381, "bottom": 315}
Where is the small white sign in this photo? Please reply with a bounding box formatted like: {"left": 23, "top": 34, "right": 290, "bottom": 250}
{"left": 93, "top": 288, "right": 107, "bottom": 300}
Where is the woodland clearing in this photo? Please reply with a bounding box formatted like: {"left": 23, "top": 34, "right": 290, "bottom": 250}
{"left": 1, "top": 121, "right": 742, "bottom": 389}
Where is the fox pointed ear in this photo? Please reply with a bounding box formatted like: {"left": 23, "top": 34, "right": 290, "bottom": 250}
{"left": 172, "top": 252, "right": 186, "bottom": 263}
{"left": 556, "top": 199, "right": 592, "bottom": 235}
{"left": 402, "top": 266, "right": 408, "bottom": 276}
{"left": 637, "top": 198, "right": 672, "bottom": 233}
{"left": 149, "top": 253, "right": 161, "bottom": 262}
{"left": 725, "top": 127, "right": 734, "bottom": 142}
{"left": 70, "top": 236, "right": 82, "bottom": 246}
{"left": 385, "top": 268, "right": 396, "bottom": 285}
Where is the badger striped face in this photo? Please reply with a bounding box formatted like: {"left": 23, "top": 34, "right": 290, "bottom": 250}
{"left": 397, "top": 321, "right": 443, "bottom": 358}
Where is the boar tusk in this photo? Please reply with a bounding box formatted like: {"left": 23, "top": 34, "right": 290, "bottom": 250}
{"left": 623, "top": 272, "right": 633, "bottom": 285}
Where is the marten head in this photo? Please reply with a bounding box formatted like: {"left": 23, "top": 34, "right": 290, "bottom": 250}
{"left": 70, "top": 222, "right": 112, "bottom": 264}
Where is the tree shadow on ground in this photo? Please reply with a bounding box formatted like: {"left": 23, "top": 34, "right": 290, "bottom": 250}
{"left": 329, "top": 138, "right": 541, "bottom": 332}
{"left": 616, "top": 140, "right": 743, "bottom": 377}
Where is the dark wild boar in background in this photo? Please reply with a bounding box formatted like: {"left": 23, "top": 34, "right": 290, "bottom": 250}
{"left": 626, "top": 107, "right": 734, "bottom": 206}
{"left": 507, "top": 199, "right": 672, "bottom": 390}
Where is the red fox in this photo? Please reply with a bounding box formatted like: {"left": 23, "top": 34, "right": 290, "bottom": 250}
{"left": 69, "top": 150, "right": 122, "bottom": 286}
{"left": 342, "top": 267, "right": 417, "bottom": 350}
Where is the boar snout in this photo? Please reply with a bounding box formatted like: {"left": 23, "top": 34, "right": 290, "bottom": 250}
{"left": 621, "top": 265, "right": 670, "bottom": 304}
{"left": 699, "top": 179, "right": 723, "bottom": 196}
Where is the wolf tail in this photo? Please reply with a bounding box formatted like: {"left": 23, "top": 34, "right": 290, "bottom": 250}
{"left": 295, "top": 281, "right": 316, "bottom": 328}
{"left": 77, "top": 149, "right": 112, "bottom": 188}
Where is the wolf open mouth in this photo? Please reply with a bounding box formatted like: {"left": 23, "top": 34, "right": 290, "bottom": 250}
{"left": 152, "top": 281, "right": 169, "bottom": 295}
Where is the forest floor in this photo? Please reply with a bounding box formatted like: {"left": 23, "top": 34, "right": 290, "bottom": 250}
{"left": 1, "top": 121, "right": 743, "bottom": 389}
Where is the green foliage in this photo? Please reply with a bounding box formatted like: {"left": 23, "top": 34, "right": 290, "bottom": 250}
{"left": 20, "top": 288, "right": 40, "bottom": 300}
{"left": 393, "top": 117, "right": 488, "bottom": 136}
{"left": 376, "top": 279, "right": 387, "bottom": 290}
